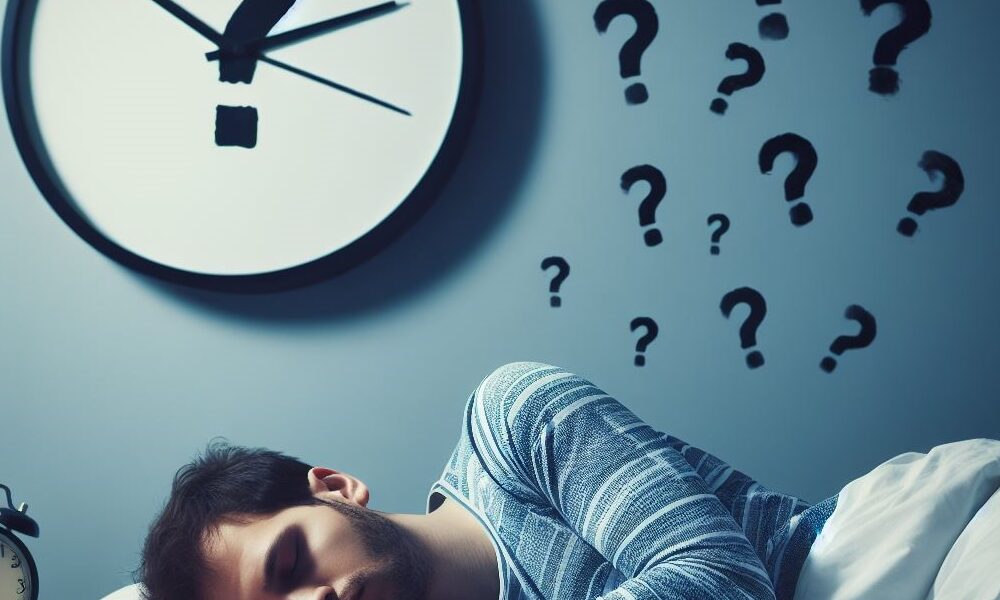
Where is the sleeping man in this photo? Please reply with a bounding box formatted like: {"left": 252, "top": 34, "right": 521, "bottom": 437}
{"left": 125, "top": 361, "right": 1000, "bottom": 600}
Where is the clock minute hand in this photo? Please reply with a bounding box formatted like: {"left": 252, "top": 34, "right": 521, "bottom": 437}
{"left": 147, "top": 0, "right": 230, "bottom": 49}
{"left": 204, "top": 1, "right": 407, "bottom": 61}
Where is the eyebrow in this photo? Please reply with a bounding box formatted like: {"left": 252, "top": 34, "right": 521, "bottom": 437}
{"left": 262, "top": 525, "right": 293, "bottom": 593}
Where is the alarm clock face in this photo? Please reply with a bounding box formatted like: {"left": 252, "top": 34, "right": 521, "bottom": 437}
{"left": 0, "top": 529, "right": 37, "bottom": 600}
{"left": 3, "top": 0, "right": 479, "bottom": 290}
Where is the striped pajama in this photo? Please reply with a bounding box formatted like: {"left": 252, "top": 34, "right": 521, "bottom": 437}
{"left": 426, "top": 361, "right": 836, "bottom": 600}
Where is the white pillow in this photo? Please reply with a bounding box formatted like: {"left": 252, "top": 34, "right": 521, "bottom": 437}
{"left": 99, "top": 583, "right": 147, "bottom": 600}
{"left": 926, "top": 486, "right": 1000, "bottom": 599}
{"left": 793, "top": 438, "right": 1000, "bottom": 600}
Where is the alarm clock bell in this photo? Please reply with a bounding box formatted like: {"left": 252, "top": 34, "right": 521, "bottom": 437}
{"left": 0, "top": 487, "right": 38, "bottom": 539}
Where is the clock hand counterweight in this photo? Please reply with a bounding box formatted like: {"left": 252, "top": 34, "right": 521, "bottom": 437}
{"left": 257, "top": 55, "right": 411, "bottom": 116}
{"left": 205, "top": 1, "right": 408, "bottom": 62}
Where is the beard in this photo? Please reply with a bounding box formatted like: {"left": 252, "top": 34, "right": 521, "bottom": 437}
{"left": 317, "top": 498, "right": 433, "bottom": 600}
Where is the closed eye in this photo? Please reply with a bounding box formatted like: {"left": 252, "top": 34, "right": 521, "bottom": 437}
{"left": 282, "top": 532, "right": 301, "bottom": 588}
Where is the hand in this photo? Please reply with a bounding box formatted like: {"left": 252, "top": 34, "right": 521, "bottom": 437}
{"left": 150, "top": 0, "right": 409, "bottom": 116}
{"left": 257, "top": 55, "right": 411, "bottom": 116}
{"left": 205, "top": 1, "right": 408, "bottom": 61}
{"left": 147, "top": 0, "right": 230, "bottom": 49}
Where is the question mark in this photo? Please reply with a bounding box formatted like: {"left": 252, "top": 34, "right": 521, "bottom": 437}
{"left": 707, "top": 214, "right": 730, "bottom": 255}
{"left": 898, "top": 150, "right": 965, "bottom": 237}
{"left": 620, "top": 164, "right": 666, "bottom": 247}
{"left": 759, "top": 133, "right": 818, "bottom": 226}
{"left": 821, "top": 305, "right": 877, "bottom": 372}
{"left": 630, "top": 316, "right": 659, "bottom": 366}
{"left": 720, "top": 287, "right": 767, "bottom": 369}
{"left": 594, "top": 0, "right": 659, "bottom": 105}
{"left": 540, "top": 256, "right": 570, "bottom": 307}
{"left": 860, "top": 0, "right": 932, "bottom": 96}
{"left": 756, "top": 0, "right": 789, "bottom": 40}
{"left": 215, "top": 0, "right": 296, "bottom": 148}
{"left": 711, "top": 43, "right": 766, "bottom": 115}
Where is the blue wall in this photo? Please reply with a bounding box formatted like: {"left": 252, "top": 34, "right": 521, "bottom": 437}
{"left": 1, "top": 1, "right": 998, "bottom": 597}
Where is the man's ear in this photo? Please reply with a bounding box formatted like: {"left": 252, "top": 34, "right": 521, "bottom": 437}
{"left": 307, "top": 467, "right": 370, "bottom": 507}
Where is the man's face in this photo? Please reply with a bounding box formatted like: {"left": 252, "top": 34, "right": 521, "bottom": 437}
{"left": 200, "top": 497, "right": 432, "bottom": 600}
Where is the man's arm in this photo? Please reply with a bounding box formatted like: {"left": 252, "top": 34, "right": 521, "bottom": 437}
{"left": 469, "top": 361, "right": 776, "bottom": 600}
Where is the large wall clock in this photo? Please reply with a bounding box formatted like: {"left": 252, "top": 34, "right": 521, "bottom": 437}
{"left": 2, "top": 0, "right": 481, "bottom": 293}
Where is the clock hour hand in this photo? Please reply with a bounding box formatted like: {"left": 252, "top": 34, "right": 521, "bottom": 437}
{"left": 204, "top": 1, "right": 408, "bottom": 61}
{"left": 147, "top": 0, "right": 231, "bottom": 50}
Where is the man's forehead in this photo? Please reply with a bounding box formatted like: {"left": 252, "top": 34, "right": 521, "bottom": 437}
{"left": 200, "top": 518, "right": 266, "bottom": 598}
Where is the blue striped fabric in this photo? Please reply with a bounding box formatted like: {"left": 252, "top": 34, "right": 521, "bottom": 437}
{"left": 426, "top": 362, "right": 836, "bottom": 600}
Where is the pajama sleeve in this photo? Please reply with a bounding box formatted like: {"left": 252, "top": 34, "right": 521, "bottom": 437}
{"left": 469, "top": 361, "right": 776, "bottom": 600}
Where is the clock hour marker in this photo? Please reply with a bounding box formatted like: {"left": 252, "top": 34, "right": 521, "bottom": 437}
{"left": 215, "top": 106, "right": 259, "bottom": 148}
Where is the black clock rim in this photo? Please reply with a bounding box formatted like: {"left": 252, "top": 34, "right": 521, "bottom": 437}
{"left": 0, "top": 527, "right": 39, "bottom": 600}
{"left": 2, "top": 0, "right": 483, "bottom": 294}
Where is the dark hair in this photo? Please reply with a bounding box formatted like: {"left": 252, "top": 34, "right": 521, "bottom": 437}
{"left": 132, "top": 437, "right": 330, "bottom": 600}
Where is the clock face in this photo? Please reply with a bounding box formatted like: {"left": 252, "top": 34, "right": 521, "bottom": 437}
{"left": 3, "top": 0, "right": 480, "bottom": 291}
{"left": 0, "top": 530, "right": 36, "bottom": 600}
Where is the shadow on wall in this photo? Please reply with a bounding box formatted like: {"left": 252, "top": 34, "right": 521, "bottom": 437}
{"left": 135, "top": 0, "right": 548, "bottom": 323}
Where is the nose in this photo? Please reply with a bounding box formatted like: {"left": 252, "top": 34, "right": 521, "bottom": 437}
{"left": 293, "top": 585, "right": 335, "bottom": 600}
{"left": 314, "top": 586, "right": 336, "bottom": 600}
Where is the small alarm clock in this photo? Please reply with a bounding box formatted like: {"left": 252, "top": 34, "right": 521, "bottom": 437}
{"left": 0, "top": 485, "right": 39, "bottom": 600}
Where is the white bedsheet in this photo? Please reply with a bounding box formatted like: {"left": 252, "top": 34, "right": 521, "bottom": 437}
{"left": 100, "top": 582, "right": 145, "bottom": 599}
{"left": 793, "top": 438, "right": 1000, "bottom": 600}
{"left": 928, "top": 483, "right": 1000, "bottom": 600}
